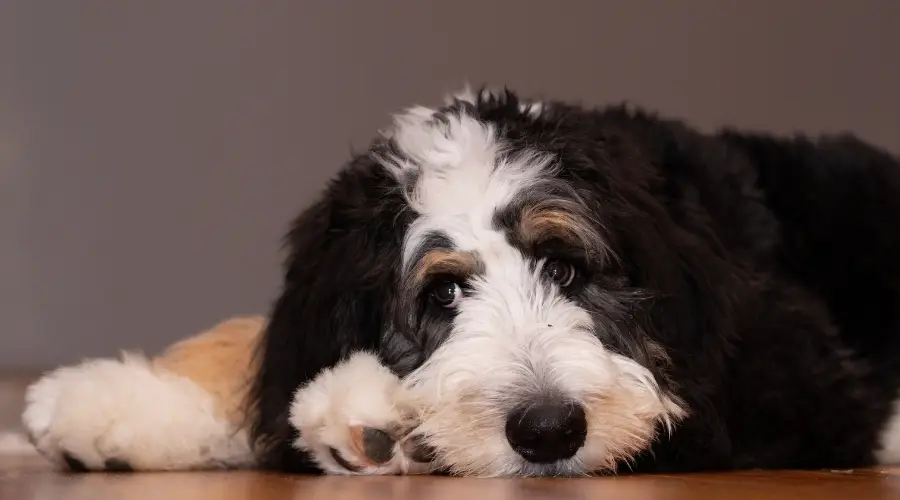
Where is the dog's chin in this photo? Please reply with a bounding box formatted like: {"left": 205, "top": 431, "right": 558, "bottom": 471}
{"left": 426, "top": 425, "right": 667, "bottom": 477}
{"left": 422, "top": 432, "right": 655, "bottom": 477}
{"left": 487, "top": 449, "right": 621, "bottom": 478}
{"left": 503, "top": 458, "right": 595, "bottom": 478}
{"left": 429, "top": 449, "right": 600, "bottom": 478}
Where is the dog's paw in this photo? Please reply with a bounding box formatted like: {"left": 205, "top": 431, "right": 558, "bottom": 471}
{"left": 21, "top": 354, "right": 253, "bottom": 471}
{"left": 289, "top": 352, "right": 436, "bottom": 475}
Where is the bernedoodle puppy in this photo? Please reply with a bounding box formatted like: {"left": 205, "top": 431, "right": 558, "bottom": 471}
{"left": 22, "top": 87, "right": 900, "bottom": 477}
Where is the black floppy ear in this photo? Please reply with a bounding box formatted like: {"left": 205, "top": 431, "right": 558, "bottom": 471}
{"left": 248, "top": 160, "right": 407, "bottom": 472}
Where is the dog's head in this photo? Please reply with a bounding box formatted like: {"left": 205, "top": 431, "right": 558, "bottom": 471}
{"left": 253, "top": 88, "right": 739, "bottom": 476}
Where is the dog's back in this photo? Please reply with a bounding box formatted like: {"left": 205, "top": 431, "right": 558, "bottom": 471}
{"left": 721, "top": 131, "right": 900, "bottom": 368}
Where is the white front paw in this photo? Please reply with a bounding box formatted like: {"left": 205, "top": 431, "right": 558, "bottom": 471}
{"left": 21, "top": 354, "right": 252, "bottom": 471}
{"left": 289, "top": 352, "right": 435, "bottom": 475}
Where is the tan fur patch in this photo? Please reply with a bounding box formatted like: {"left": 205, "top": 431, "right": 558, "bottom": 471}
{"left": 414, "top": 250, "right": 480, "bottom": 284}
{"left": 151, "top": 315, "right": 265, "bottom": 428}
{"left": 519, "top": 205, "right": 586, "bottom": 247}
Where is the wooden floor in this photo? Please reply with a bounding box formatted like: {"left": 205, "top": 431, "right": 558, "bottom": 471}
{"left": 1, "top": 455, "right": 899, "bottom": 500}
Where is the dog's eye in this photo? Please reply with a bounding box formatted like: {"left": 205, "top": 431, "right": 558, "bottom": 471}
{"left": 429, "top": 280, "right": 463, "bottom": 308}
{"left": 543, "top": 259, "right": 576, "bottom": 287}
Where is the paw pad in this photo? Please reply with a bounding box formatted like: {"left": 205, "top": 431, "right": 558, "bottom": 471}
{"left": 288, "top": 352, "right": 438, "bottom": 475}
{"left": 359, "top": 427, "right": 395, "bottom": 464}
{"left": 63, "top": 453, "right": 89, "bottom": 473}
{"left": 103, "top": 458, "right": 134, "bottom": 472}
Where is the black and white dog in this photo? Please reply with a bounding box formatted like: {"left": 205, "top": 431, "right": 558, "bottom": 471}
{"left": 22, "top": 87, "right": 900, "bottom": 477}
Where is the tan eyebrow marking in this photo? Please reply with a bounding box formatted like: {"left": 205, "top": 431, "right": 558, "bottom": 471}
{"left": 516, "top": 201, "right": 610, "bottom": 263}
{"left": 519, "top": 205, "right": 587, "bottom": 246}
{"left": 413, "top": 250, "right": 481, "bottom": 284}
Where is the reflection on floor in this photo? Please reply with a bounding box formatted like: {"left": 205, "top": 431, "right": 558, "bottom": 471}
{"left": 1, "top": 455, "right": 899, "bottom": 500}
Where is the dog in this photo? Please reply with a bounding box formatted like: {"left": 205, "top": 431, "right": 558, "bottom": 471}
{"left": 22, "top": 87, "right": 900, "bottom": 477}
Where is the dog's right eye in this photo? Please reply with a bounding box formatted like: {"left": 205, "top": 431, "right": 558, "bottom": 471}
{"left": 542, "top": 258, "right": 577, "bottom": 288}
{"left": 429, "top": 280, "right": 463, "bottom": 308}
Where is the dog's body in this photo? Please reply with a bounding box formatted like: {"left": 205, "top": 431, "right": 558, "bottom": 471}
{"left": 22, "top": 88, "right": 900, "bottom": 476}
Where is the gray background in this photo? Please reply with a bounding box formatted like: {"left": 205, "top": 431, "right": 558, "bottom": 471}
{"left": 1, "top": 0, "right": 898, "bottom": 370}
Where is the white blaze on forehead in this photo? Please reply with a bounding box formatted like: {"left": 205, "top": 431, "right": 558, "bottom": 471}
{"left": 375, "top": 103, "right": 554, "bottom": 268}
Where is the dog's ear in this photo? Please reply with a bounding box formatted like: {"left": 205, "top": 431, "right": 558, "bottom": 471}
{"left": 248, "top": 158, "right": 407, "bottom": 471}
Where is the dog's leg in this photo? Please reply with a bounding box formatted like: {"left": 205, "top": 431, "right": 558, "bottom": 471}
{"left": 289, "top": 351, "right": 436, "bottom": 475}
{"left": 21, "top": 316, "right": 262, "bottom": 472}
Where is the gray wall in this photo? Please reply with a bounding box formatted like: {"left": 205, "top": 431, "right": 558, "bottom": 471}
{"left": 2, "top": 0, "right": 898, "bottom": 370}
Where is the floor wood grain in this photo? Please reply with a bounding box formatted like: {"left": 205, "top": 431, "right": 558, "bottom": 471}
{"left": 2, "top": 455, "right": 899, "bottom": 500}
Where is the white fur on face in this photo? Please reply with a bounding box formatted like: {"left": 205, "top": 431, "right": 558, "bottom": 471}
{"left": 380, "top": 100, "right": 553, "bottom": 271}
{"left": 376, "top": 94, "right": 686, "bottom": 477}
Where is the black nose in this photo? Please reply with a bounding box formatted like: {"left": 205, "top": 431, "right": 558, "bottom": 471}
{"left": 505, "top": 401, "right": 587, "bottom": 463}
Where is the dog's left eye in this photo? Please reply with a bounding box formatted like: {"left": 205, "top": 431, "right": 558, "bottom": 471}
{"left": 543, "top": 259, "right": 576, "bottom": 287}
{"left": 429, "top": 280, "right": 463, "bottom": 308}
